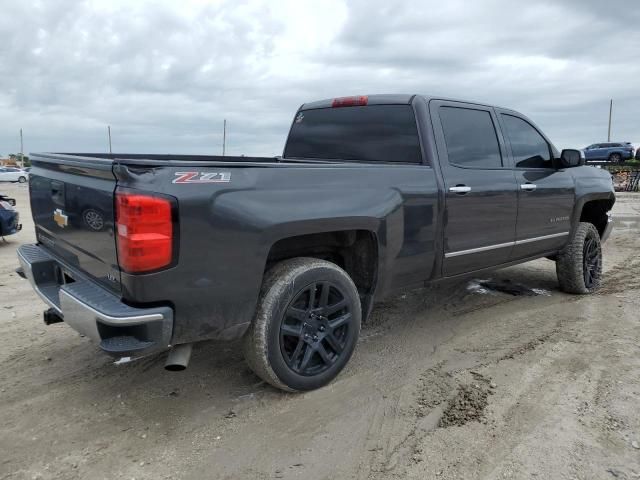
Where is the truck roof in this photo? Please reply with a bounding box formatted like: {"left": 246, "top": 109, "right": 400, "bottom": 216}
{"left": 299, "top": 94, "right": 502, "bottom": 111}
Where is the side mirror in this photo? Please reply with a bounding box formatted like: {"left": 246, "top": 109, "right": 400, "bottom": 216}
{"left": 556, "top": 149, "right": 585, "bottom": 168}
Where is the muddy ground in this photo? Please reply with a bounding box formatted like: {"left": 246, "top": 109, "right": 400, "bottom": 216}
{"left": 1, "top": 182, "right": 639, "bottom": 480}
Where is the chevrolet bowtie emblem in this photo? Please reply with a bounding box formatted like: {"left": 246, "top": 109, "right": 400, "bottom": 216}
{"left": 53, "top": 208, "right": 68, "bottom": 228}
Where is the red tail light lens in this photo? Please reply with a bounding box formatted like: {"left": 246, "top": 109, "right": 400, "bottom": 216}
{"left": 115, "top": 190, "right": 174, "bottom": 273}
{"left": 331, "top": 95, "right": 368, "bottom": 108}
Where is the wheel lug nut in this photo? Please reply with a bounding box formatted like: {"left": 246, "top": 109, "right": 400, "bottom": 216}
{"left": 313, "top": 335, "right": 318, "bottom": 341}
{"left": 319, "top": 326, "right": 325, "bottom": 332}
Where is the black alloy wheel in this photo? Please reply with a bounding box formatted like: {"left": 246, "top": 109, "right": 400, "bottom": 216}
{"left": 582, "top": 233, "right": 601, "bottom": 289}
{"left": 83, "top": 209, "right": 105, "bottom": 231}
{"left": 556, "top": 222, "right": 602, "bottom": 294}
{"left": 280, "top": 281, "right": 352, "bottom": 376}
{"left": 242, "top": 257, "right": 361, "bottom": 391}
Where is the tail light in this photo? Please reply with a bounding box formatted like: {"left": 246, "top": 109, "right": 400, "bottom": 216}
{"left": 332, "top": 96, "right": 368, "bottom": 108}
{"left": 115, "top": 190, "right": 176, "bottom": 273}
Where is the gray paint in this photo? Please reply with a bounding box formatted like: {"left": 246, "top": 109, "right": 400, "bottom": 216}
{"left": 24, "top": 94, "right": 615, "bottom": 353}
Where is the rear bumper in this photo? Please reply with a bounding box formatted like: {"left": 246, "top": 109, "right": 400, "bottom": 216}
{"left": 17, "top": 244, "right": 173, "bottom": 358}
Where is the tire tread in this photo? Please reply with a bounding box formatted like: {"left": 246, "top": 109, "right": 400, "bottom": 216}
{"left": 243, "top": 257, "right": 360, "bottom": 392}
{"left": 556, "top": 222, "right": 601, "bottom": 294}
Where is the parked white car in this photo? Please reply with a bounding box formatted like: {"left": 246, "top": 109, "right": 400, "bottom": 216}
{"left": 0, "top": 167, "right": 28, "bottom": 183}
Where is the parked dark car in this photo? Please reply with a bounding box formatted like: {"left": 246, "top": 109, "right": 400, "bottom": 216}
{"left": 17, "top": 94, "right": 615, "bottom": 392}
{"left": 0, "top": 195, "right": 21, "bottom": 237}
{"left": 583, "top": 142, "right": 634, "bottom": 163}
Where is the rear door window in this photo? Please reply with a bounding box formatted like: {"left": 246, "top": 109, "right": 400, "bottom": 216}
{"left": 284, "top": 105, "right": 422, "bottom": 163}
{"left": 438, "top": 106, "right": 503, "bottom": 168}
{"left": 501, "top": 114, "right": 552, "bottom": 168}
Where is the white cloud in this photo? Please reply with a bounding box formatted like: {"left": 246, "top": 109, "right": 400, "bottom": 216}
{"left": 0, "top": 0, "right": 638, "bottom": 156}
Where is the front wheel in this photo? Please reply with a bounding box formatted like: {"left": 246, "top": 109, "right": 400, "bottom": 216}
{"left": 556, "top": 222, "right": 602, "bottom": 294}
{"left": 243, "top": 257, "right": 361, "bottom": 392}
{"left": 18, "top": 176, "right": 27, "bottom": 183}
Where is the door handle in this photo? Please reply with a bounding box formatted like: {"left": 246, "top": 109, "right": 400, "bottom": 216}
{"left": 449, "top": 185, "right": 471, "bottom": 194}
{"left": 520, "top": 183, "right": 537, "bottom": 191}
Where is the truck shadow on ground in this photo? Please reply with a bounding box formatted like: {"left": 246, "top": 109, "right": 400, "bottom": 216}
{"left": 1, "top": 258, "right": 588, "bottom": 479}
{"left": 2, "top": 260, "right": 565, "bottom": 443}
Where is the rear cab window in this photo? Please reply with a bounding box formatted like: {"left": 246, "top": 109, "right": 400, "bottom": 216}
{"left": 438, "top": 106, "right": 503, "bottom": 168}
{"left": 283, "top": 104, "right": 423, "bottom": 164}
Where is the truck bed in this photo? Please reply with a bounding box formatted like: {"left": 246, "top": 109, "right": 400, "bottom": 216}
{"left": 27, "top": 151, "right": 440, "bottom": 350}
{"left": 33, "top": 152, "right": 315, "bottom": 167}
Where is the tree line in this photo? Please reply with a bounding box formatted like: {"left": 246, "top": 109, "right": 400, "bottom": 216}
{"left": 3, "top": 154, "right": 31, "bottom": 167}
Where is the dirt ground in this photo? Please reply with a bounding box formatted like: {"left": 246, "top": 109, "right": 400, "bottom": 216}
{"left": 1, "top": 182, "right": 639, "bottom": 480}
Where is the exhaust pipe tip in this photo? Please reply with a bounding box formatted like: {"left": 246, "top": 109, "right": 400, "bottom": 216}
{"left": 165, "top": 364, "right": 186, "bottom": 372}
{"left": 164, "top": 343, "right": 193, "bottom": 371}
{"left": 43, "top": 307, "right": 63, "bottom": 325}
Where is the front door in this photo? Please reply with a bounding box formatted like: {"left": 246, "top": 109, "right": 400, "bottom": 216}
{"left": 496, "top": 111, "right": 575, "bottom": 259}
{"left": 584, "top": 144, "right": 603, "bottom": 161}
{"left": 430, "top": 100, "right": 519, "bottom": 277}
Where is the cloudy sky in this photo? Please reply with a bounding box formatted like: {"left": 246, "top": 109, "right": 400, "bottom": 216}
{"left": 1, "top": 0, "right": 639, "bottom": 157}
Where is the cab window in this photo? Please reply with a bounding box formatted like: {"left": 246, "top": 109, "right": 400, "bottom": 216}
{"left": 501, "top": 114, "right": 552, "bottom": 168}
{"left": 439, "top": 106, "right": 503, "bottom": 168}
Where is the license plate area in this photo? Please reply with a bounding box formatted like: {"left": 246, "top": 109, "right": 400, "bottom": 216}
{"left": 54, "top": 264, "right": 76, "bottom": 286}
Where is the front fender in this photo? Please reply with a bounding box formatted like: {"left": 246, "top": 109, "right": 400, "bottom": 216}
{"left": 569, "top": 168, "right": 615, "bottom": 238}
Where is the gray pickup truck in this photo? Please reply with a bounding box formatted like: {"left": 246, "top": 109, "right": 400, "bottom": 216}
{"left": 17, "top": 94, "right": 615, "bottom": 391}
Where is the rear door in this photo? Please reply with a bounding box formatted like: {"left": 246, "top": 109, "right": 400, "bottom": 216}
{"left": 601, "top": 143, "right": 616, "bottom": 161}
{"left": 29, "top": 155, "right": 121, "bottom": 293}
{"left": 430, "top": 100, "right": 518, "bottom": 276}
{"left": 496, "top": 111, "right": 574, "bottom": 259}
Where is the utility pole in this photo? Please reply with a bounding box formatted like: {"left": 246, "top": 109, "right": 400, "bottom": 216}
{"left": 19, "top": 128, "right": 24, "bottom": 168}
{"left": 607, "top": 99, "right": 613, "bottom": 142}
{"left": 222, "top": 119, "right": 226, "bottom": 156}
{"left": 108, "top": 126, "right": 113, "bottom": 154}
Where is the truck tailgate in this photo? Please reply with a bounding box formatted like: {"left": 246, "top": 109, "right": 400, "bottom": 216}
{"left": 28, "top": 155, "right": 120, "bottom": 294}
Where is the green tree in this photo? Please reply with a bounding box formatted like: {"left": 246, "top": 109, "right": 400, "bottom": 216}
{"left": 8, "top": 153, "right": 30, "bottom": 167}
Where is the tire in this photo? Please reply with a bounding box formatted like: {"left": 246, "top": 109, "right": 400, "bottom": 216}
{"left": 243, "top": 257, "right": 361, "bottom": 392}
{"left": 18, "top": 176, "right": 27, "bottom": 183}
{"left": 82, "top": 208, "right": 105, "bottom": 231}
{"left": 556, "top": 222, "right": 602, "bottom": 294}
{"left": 609, "top": 153, "right": 622, "bottom": 164}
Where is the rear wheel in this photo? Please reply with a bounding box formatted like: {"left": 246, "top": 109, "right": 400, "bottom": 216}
{"left": 18, "top": 176, "right": 27, "bottom": 183}
{"left": 243, "top": 257, "right": 361, "bottom": 392}
{"left": 82, "top": 208, "right": 105, "bottom": 231}
{"left": 609, "top": 153, "right": 623, "bottom": 164}
{"left": 556, "top": 222, "right": 602, "bottom": 294}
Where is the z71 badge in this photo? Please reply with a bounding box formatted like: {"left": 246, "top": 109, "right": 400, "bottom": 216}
{"left": 173, "top": 172, "right": 231, "bottom": 184}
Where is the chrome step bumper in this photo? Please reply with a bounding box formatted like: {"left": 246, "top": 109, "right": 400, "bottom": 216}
{"left": 17, "top": 244, "right": 173, "bottom": 357}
